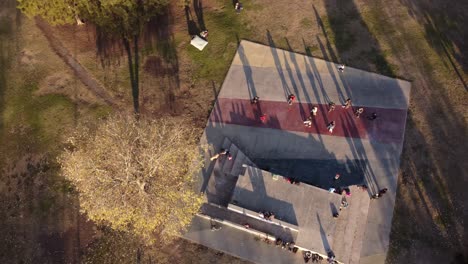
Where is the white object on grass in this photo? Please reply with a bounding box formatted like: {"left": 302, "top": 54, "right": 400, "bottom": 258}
{"left": 190, "top": 35, "right": 208, "bottom": 51}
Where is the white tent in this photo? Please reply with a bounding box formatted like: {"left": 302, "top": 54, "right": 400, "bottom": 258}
{"left": 190, "top": 36, "right": 208, "bottom": 51}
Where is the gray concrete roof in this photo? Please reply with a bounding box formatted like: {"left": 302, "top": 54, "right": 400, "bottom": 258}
{"left": 186, "top": 40, "right": 411, "bottom": 264}
{"left": 220, "top": 41, "right": 411, "bottom": 109}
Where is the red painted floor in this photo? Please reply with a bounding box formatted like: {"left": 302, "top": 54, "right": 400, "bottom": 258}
{"left": 209, "top": 98, "right": 407, "bottom": 144}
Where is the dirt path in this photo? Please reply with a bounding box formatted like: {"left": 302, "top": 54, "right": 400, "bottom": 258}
{"left": 35, "top": 18, "right": 122, "bottom": 110}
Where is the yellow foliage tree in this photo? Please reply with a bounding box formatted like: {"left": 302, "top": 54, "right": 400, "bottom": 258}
{"left": 59, "top": 115, "right": 204, "bottom": 244}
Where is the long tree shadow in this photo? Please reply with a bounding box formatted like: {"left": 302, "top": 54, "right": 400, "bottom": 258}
{"left": 237, "top": 43, "right": 258, "bottom": 100}
{"left": 89, "top": 6, "right": 180, "bottom": 114}
{"left": 399, "top": 0, "right": 467, "bottom": 90}
{"left": 142, "top": 7, "right": 180, "bottom": 115}
{"left": 319, "top": 0, "right": 467, "bottom": 262}
{"left": 266, "top": 30, "right": 290, "bottom": 100}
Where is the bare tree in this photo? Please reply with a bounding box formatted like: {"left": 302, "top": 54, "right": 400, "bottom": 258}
{"left": 59, "top": 115, "right": 204, "bottom": 244}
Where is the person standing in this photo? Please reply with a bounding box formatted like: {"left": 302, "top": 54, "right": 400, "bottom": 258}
{"left": 355, "top": 107, "right": 364, "bottom": 118}
{"left": 311, "top": 106, "right": 318, "bottom": 116}
{"left": 342, "top": 98, "right": 352, "bottom": 109}
{"left": 251, "top": 96, "right": 259, "bottom": 104}
{"left": 327, "top": 121, "right": 336, "bottom": 133}
{"left": 334, "top": 173, "right": 341, "bottom": 181}
{"left": 368, "top": 112, "right": 378, "bottom": 120}
{"left": 200, "top": 30, "right": 209, "bottom": 38}
{"left": 287, "top": 94, "right": 296, "bottom": 105}
{"left": 210, "top": 149, "right": 232, "bottom": 161}
{"left": 235, "top": 2, "right": 243, "bottom": 14}
{"left": 328, "top": 102, "right": 336, "bottom": 113}
{"left": 371, "top": 188, "right": 388, "bottom": 199}
{"left": 338, "top": 64, "right": 345, "bottom": 72}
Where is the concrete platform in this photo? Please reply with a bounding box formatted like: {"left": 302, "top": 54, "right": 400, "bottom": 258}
{"left": 185, "top": 41, "right": 411, "bottom": 264}
{"left": 232, "top": 166, "right": 343, "bottom": 256}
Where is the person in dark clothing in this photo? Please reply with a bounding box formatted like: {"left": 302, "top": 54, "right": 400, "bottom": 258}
{"left": 371, "top": 188, "right": 388, "bottom": 199}
{"left": 328, "top": 102, "right": 336, "bottom": 112}
{"left": 287, "top": 94, "right": 296, "bottom": 105}
{"left": 368, "top": 112, "right": 378, "bottom": 120}
{"left": 235, "top": 2, "right": 243, "bottom": 14}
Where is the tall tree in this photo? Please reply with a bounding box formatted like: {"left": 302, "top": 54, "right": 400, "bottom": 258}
{"left": 58, "top": 115, "right": 204, "bottom": 243}
{"left": 17, "top": 0, "right": 170, "bottom": 113}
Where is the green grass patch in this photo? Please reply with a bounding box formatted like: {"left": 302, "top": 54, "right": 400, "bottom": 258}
{"left": 300, "top": 18, "right": 313, "bottom": 28}
{"left": 186, "top": 1, "right": 252, "bottom": 84}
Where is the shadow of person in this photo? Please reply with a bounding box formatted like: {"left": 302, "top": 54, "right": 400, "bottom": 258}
{"left": 184, "top": 6, "right": 199, "bottom": 36}
{"left": 193, "top": 0, "right": 206, "bottom": 31}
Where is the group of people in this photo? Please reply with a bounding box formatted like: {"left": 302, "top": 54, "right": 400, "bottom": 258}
{"left": 304, "top": 251, "right": 324, "bottom": 263}
{"left": 304, "top": 250, "right": 338, "bottom": 264}
{"left": 323, "top": 97, "right": 377, "bottom": 133}
{"left": 275, "top": 238, "right": 297, "bottom": 252}
{"left": 259, "top": 211, "right": 275, "bottom": 221}
{"left": 251, "top": 93, "right": 378, "bottom": 134}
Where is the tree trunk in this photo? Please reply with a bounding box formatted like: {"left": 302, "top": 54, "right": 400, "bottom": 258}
{"left": 134, "top": 36, "right": 139, "bottom": 115}
{"left": 123, "top": 36, "right": 140, "bottom": 115}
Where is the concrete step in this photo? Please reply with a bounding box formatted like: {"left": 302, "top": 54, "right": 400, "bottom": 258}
{"left": 222, "top": 144, "right": 239, "bottom": 175}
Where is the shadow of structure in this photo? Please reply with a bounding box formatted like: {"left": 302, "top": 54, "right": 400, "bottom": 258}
{"left": 253, "top": 158, "right": 365, "bottom": 189}
{"left": 232, "top": 167, "right": 298, "bottom": 225}
{"left": 317, "top": 0, "right": 467, "bottom": 263}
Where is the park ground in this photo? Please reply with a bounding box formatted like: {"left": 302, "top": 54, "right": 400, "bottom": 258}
{"left": 0, "top": 0, "right": 466, "bottom": 263}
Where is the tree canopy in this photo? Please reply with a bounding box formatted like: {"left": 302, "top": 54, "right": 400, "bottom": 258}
{"left": 17, "top": 0, "right": 170, "bottom": 37}
{"left": 59, "top": 115, "right": 204, "bottom": 244}
{"left": 17, "top": 0, "right": 75, "bottom": 25}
